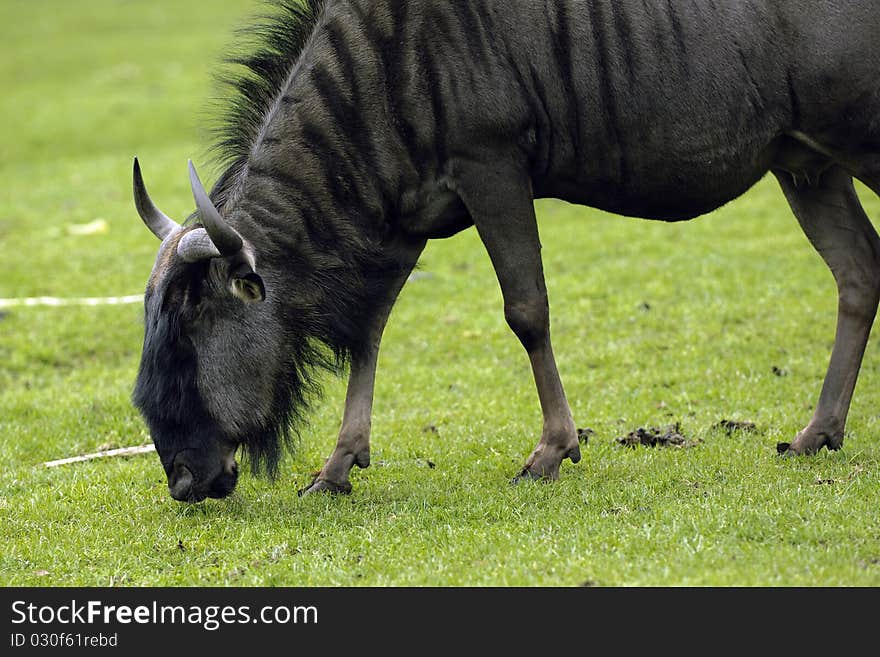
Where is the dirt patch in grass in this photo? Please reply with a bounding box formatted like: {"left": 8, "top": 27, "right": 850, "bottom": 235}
{"left": 616, "top": 423, "right": 700, "bottom": 448}
{"left": 577, "top": 427, "right": 593, "bottom": 445}
{"left": 712, "top": 419, "right": 758, "bottom": 436}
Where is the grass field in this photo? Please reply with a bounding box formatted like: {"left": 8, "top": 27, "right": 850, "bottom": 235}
{"left": 2, "top": 0, "right": 880, "bottom": 587}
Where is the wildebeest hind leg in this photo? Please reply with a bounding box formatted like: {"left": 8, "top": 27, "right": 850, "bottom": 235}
{"left": 298, "top": 242, "right": 425, "bottom": 495}
{"left": 452, "top": 162, "right": 580, "bottom": 481}
{"left": 773, "top": 165, "right": 880, "bottom": 454}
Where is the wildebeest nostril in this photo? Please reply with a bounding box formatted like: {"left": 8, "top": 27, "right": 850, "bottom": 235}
{"left": 168, "top": 464, "right": 194, "bottom": 501}
{"left": 207, "top": 463, "right": 239, "bottom": 499}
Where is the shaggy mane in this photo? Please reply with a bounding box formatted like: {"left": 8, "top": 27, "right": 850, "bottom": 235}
{"left": 209, "top": 0, "right": 328, "bottom": 205}
{"left": 172, "top": 0, "right": 404, "bottom": 478}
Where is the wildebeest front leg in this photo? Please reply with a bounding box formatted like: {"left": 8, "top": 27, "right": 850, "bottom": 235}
{"left": 454, "top": 162, "right": 580, "bottom": 481}
{"left": 775, "top": 166, "right": 880, "bottom": 454}
{"left": 298, "top": 242, "right": 425, "bottom": 495}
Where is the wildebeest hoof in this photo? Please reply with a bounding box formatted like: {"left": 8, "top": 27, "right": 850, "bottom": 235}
{"left": 512, "top": 440, "right": 581, "bottom": 483}
{"left": 511, "top": 467, "right": 552, "bottom": 485}
{"left": 511, "top": 460, "right": 561, "bottom": 484}
{"left": 297, "top": 477, "right": 353, "bottom": 496}
{"left": 777, "top": 428, "right": 844, "bottom": 456}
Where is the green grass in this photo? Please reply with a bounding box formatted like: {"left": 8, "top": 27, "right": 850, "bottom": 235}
{"left": 2, "top": 0, "right": 880, "bottom": 587}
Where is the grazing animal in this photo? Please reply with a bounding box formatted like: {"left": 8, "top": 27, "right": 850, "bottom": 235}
{"left": 133, "top": 0, "right": 880, "bottom": 502}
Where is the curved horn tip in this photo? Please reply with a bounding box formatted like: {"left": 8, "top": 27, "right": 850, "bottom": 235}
{"left": 187, "top": 159, "right": 207, "bottom": 203}
{"left": 187, "top": 159, "right": 201, "bottom": 186}
{"left": 134, "top": 156, "right": 148, "bottom": 178}
{"left": 187, "top": 159, "right": 243, "bottom": 255}
{"left": 133, "top": 158, "right": 180, "bottom": 241}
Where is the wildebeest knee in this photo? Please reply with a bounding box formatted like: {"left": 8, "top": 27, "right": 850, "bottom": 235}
{"left": 837, "top": 275, "right": 880, "bottom": 321}
{"left": 504, "top": 299, "right": 549, "bottom": 351}
{"left": 834, "top": 245, "right": 880, "bottom": 320}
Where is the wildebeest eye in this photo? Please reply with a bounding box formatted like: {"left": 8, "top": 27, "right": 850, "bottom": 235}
{"left": 159, "top": 270, "right": 207, "bottom": 321}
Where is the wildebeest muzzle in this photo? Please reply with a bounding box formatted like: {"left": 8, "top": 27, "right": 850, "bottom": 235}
{"left": 166, "top": 447, "right": 239, "bottom": 503}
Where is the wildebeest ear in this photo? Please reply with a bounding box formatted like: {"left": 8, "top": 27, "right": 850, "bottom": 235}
{"left": 229, "top": 263, "right": 266, "bottom": 303}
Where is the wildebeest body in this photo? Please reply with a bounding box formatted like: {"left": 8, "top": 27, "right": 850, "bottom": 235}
{"left": 233, "top": 0, "right": 877, "bottom": 224}
{"left": 132, "top": 0, "right": 880, "bottom": 501}
{"left": 452, "top": 0, "right": 790, "bottom": 219}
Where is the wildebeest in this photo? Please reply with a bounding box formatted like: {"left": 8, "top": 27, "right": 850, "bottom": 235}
{"left": 133, "top": 0, "right": 880, "bottom": 502}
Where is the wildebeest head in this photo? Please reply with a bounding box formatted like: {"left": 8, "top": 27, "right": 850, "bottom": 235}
{"left": 132, "top": 158, "right": 286, "bottom": 503}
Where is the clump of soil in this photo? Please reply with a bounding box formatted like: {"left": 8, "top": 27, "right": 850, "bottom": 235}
{"left": 577, "top": 427, "right": 594, "bottom": 445}
{"left": 616, "top": 423, "right": 699, "bottom": 448}
{"left": 712, "top": 419, "right": 758, "bottom": 436}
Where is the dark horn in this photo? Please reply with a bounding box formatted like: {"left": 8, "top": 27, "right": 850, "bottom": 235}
{"left": 188, "top": 160, "right": 243, "bottom": 255}
{"left": 133, "top": 157, "right": 180, "bottom": 240}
